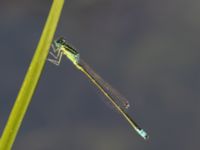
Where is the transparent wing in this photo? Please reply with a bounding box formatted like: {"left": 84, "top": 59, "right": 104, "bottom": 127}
{"left": 78, "top": 58, "right": 130, "bottom": 111}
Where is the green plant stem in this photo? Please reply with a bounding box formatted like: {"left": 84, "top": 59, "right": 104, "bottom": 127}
{"left": 0, "top": 0, "right": 65, "bottom": 149}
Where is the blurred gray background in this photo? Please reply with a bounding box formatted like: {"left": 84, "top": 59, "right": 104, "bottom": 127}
{"left": 0, "top": 0, "right": 200, "bottom": 149}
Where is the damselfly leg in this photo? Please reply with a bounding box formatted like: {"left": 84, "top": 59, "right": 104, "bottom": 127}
{"left": 48, "top": 44, "right": 64, "bottom": 66}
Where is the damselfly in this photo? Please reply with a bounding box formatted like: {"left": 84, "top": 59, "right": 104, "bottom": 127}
{"left": 48, "top": 37, "right": 149, "bottom": 140}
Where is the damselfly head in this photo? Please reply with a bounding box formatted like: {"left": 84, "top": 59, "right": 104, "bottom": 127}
{"left": 56, "top": 37, "right": 66, "bottom": 45}
{"left": 53, "top": 37, "right": 65, "bottom": 49}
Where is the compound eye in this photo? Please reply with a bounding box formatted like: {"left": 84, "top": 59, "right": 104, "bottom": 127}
{"left": 57, "top": 37, "right": 65, "bottom": 44}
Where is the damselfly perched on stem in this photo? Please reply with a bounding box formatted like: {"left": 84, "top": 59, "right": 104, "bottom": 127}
{"left": 48, "top": 37, "right": 149, "bottom": 140}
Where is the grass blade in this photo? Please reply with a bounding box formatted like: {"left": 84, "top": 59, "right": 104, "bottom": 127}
{"left": 0, "top": 0, "right": 65, "bottom": 149}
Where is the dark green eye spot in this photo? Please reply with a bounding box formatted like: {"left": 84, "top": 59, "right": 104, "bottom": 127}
{"left": 56, "top": 37, "right": 65, "bottom": 44}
